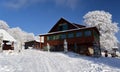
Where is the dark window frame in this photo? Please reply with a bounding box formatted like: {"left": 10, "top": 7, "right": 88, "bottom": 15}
{"left": 68, "top": 33, "right": 74, "bottom": 38}
{"left": 84, "top": 30, "right": 92, "bottom": 37}
{"left": 76, "top": 32, "right": 82, "bottom": 37}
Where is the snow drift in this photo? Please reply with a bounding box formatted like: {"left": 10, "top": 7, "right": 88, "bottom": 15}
{"left": 0, "top": 50, "right": 120, "bottom": 72}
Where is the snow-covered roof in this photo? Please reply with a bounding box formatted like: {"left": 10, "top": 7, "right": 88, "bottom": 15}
{"left": 40, "top": 26, "right": 98, "bottom": 36}
{"left": 48, "top": 18, "right": 85, "bottom": 33}
{"left": 0, "top": 29, "right": 16, "bottom": 42}
{"left": 35, "top": 36, "right": 40, "bottom": 42}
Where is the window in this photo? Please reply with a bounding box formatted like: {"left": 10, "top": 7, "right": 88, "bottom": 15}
{"left": 58, "top": 23, "right": 68, "bottom": 31}
{"left": 55, "top": 35, "right": 60, "bottom": 40}
{"left": 84, "top": 30, "right": 92, "bottom": 37}
{"left": 47, "top": 36, "right": 53, "bottom": 40}
{"left": 47, "top": 35, "right": 60, "bottom": 40}
{"left": 60, "top": 34, "right": 66, "bottom": 39}
{"left": 76, "top": 32, "right": 82, "bottom": 37}
{"left": 52, "top": 35, "right": 56, "bottom": 40}
{"left": 68, "top": 33, "right": 74, "bottom": 38}
{"left": 58, "top": 26, "right": 63, "bottom": 31}
{"left": 62, "top": 24, "right": 68, "bottom": 30}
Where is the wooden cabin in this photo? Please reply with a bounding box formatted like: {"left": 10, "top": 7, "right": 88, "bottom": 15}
{"left": 40, "top": 18, "right": 101, "bottom": 57}
{"left": 25, "top": 40, "right": 40, "bottom": 49}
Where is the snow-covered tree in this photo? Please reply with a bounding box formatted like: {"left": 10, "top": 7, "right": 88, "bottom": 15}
{"left": 8, "top": 27, "right": 35, "bottom": 43}
{"left": 0, "top": 33, "right": 3, "bottom": 52}
{"left": 83, "top": 10, "right": 119, "bottom": 51}
{"left": 0, "top": 20, "right": 35, "bottom": 50}
{"left": 117, "top": 42, "right": 120, "bottom": 52}
{"left": 8, "top": 27, "right": 35, "bottom": 50}
{"left": 35, "top": 36, "right": 40, "bottom": 42}
{"left": 26, "top": 33, "right": 35, "bottom": 41}
{"left": 0, "top": 20, "right": 9, "bottom": 30}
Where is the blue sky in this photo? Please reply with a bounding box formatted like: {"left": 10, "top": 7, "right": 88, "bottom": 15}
{"left": 0, "top": 0, "right": 120, "bottom": 41}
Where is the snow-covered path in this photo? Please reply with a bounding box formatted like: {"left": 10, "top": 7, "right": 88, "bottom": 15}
{"left": 0, "top": 50, "right": 120, "bottom": 72}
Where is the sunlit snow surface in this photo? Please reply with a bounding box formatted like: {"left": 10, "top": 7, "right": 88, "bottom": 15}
{"left": 0, "top": 50, "right": 120, "bottom": 72}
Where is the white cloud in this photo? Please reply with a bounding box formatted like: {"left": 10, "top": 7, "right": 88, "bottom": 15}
{"left": 3, "top": 0, "right": 78, "bottom": 9}
{"left": 54, "top": 0, "right": 78, "bottom": 9}
{"left": 66, "top": 0, "right": 78, "bottom": 9}
{"left": 6, "top": 0, "right": 28, "bottom": 9}
{"left": 54, "top": 0, "right": 65, "bottom": 5}
{"left": 3, "top": 0, "right": 45, "bottom": 9}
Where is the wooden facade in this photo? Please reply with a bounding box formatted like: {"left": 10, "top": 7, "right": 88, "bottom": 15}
{"left": 40, "top": 18, "right": 101, "bottom": 57}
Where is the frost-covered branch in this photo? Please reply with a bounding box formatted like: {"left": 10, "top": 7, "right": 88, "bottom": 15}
{"left": 0, "top": 20, "right": 35, "bottom": 49}
{"left": 83, "top": 10, "right": 119, "bottom": 51}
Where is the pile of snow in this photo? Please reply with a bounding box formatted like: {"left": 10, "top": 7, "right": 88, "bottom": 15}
{"left": 0, "top": 50, "right": 120, "bottom": 72}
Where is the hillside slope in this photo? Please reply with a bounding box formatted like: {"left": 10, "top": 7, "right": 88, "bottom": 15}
{"left": 0, "top": 50, "right": 120, "bottom": 72}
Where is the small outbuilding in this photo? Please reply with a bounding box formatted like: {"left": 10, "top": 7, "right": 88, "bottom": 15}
{"left": 0, "top": 29, "right": 16, "bottom": 50}
{"left": 24, "top": 40, "right": 40, "bottom": 49}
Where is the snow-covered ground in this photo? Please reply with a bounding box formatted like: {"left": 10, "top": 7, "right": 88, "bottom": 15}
{"left": 0, "top": 50, "right": 120, "bottom": 72}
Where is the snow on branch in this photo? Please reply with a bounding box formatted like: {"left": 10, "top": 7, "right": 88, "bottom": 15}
{"left": 0, "top": 20, "right": 35, "bottom": 44}
{"left": 83, "top": 10, "right": 119, "bottom": 51}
